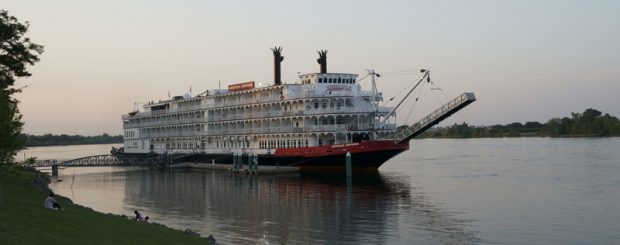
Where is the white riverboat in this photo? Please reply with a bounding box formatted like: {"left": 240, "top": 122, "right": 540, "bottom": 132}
{"left": 121, "top": 47, "right": 475, "bottom": 172}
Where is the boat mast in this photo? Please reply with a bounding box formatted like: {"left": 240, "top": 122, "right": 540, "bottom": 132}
{"left": 368, "top": 70, "right": 381, "bottom": 138}
{"left": 369, "top": 70, "right": 380, "bottom": 112}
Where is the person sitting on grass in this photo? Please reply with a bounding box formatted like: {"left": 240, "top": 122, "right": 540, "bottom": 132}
{"left": 135, "top": 210, "right": 144, "bottom": 221}
{"left": 44, "top": 192, "right": 62, "bottom": 210}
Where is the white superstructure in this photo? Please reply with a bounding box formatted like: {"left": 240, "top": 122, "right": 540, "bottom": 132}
{"left": 122, "top": 72, "right": 397, "bottom": 154}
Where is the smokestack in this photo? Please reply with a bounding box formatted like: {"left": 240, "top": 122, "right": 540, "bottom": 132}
{"left": 271, "top": 47, "right": 284, "bottom": 85}
{"left": 317, "top": 50, "right": 327, "bottom": 73}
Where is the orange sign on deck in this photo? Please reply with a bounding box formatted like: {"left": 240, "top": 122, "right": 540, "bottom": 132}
{"left": 228, "top": 81, "right": 255, "bottom": 92}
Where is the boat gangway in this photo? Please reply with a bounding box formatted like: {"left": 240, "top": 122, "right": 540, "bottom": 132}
{"left": 32, "top": 154, "right": 142, "bottom": 167}
{"left": 385, "top": 92, "right": 476, "bottom": 143}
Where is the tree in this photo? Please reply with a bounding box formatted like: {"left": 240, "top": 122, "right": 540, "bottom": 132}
{"left": 0, "top": 9, "right": 44, "bottom": 164}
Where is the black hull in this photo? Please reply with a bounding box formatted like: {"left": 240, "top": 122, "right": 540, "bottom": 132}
{"left": 123, "top": 148, "right": 406, "bottom": 172}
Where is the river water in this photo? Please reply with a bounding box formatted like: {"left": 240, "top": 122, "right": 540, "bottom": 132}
{"left": 21, "top": 138, "right": 620, "bottom": 244}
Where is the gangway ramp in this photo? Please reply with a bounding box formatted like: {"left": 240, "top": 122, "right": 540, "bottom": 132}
{"left": 388, "top": 92, "right": 476, "bottom": 143}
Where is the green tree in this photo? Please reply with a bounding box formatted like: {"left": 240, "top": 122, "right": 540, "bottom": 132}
{"left": 0, "top": 9, "right": 44, "bottom": 164}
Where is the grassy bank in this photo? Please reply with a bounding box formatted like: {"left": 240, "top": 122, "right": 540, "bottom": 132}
{"left": 0, "top": 165, "right": 210, "bottom": 245}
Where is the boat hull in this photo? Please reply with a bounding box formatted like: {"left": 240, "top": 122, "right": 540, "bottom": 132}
{"left": 122, "top": 140, "right": 409, "bottom": 172}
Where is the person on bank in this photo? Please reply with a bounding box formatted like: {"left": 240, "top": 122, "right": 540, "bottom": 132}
{"left": 135, "top": 210, "right": 145, "bottom": 222}
{"left": 44, "top": 192, "right": 62, "bottom": 210}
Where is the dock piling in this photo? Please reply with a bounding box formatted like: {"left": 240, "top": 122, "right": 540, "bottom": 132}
{"left": 346, "top": 152, "right": 352, "bottom": 178}
{"left": 232, "top": 153, "right": 239, "bottom": 172}
{"left": 51, "top": 162, "right": 59, "bottom": 178}
{"left": 253, "top": 153, "right": 259, "bottom": 175}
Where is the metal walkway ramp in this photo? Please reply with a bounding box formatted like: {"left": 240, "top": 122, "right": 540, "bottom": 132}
{"left": 32, "top": 154, "right": 133, "bottom": 167}
{"left": 387, "top": 92, "right": 476, "bottom": 143}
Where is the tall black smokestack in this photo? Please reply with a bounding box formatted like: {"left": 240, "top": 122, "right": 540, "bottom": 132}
{"left": 317, "top": 50, "right": 327, "bottom": 73}
{"left": 271, "top": 47, "right": 284, "bottom": 85}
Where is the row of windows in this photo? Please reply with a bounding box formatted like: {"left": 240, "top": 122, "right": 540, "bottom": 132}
{"left": 216, "top": 141, "right": 250, "bottom": 148}
{"left": 318, "top": 77, "right": 355, "bottom": 84}
{"left": 166, "top": 142, "right": 200, "bottom": 150}
{"left": 125, "top": 131, "right": 136, "bottom": 138}
{"left": 162, "top": 141, "right": 252, "bottom": 149}
{"left": 259, "top": 139, "right": 309, "bottom": 149}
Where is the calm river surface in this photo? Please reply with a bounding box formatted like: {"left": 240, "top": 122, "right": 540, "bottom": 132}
{"left": 22, "top": 138, "right": 620, "bottom": 244}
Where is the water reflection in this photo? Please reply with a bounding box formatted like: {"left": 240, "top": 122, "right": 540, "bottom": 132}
{"left": 94, "top": 170, "right": 479, "bottom": 244}
{"left": 42, "top": 139, "right": 620, "bottom": 244}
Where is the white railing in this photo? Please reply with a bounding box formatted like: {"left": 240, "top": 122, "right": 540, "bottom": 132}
{"left": 389, "top": 92, "right": 476, "bottom": 142}
{"left": 125, "top": 117, "right": 206, "bottom": 128}
{"left": 205, "top": 106, "right": 386, "bottom": 122}
{"left": 138, "top": 122, "right": 396, "bottom": 138}
{"left": 202, "top": 124, "right": 377, "bottom": 136}
{"left": 125, "top": 105, "right": 204, "bottom": 119}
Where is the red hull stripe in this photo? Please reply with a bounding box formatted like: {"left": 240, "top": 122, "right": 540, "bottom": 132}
{"left": 273, "top": 140, "right": 409, "bottom": 157}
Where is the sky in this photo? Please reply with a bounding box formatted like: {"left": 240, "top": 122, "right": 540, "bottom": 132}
{"left": 4, "top": 0, "right": 619, "bottom": 135}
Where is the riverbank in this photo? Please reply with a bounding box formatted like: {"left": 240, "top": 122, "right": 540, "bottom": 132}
{"left": 0, "top": 165, "right": 212, "bottom": 245}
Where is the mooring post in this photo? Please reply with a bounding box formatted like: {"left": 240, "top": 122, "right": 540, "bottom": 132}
{"left": 212, "top": 159, "right": 215, "bottom": 165}
{"left": 231, "top": 153, "right": 235, "bottom": 172}
{"left": 253, "top": 153, "right": 259, "bottom": 174}
{"left": 244, "top": 153, "right": 248, "bottom": 171}
{"left": 237, "top": 153, "right": 241, "bottom": 172}
{"left": 346, "top": 152, "right": 352, "bottom": 178}
{"left": 51, "top": 161, "right": 59, "bottom": 178}
{"left": 233, "top": 153, "right": 238, "bottom": 172}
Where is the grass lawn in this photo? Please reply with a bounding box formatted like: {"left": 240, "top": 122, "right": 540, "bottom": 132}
{"left": 0, "top": 165, "right": 211, "bottom": 245}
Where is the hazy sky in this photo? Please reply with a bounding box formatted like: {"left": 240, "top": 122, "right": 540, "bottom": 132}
{"left": 5, "top": 0, "right": 619, "bottom": 135}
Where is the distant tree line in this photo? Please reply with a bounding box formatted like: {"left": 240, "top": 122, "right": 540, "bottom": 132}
{"left": 23, "top": 133, "right": 123, "bottom": 147}
{"left": 419, "top": 108, "right": 620, "bottom": 138}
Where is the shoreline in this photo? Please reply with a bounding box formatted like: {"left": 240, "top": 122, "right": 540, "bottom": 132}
{"left": 0, "top": 165, "right": 215, "bottom": 244}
